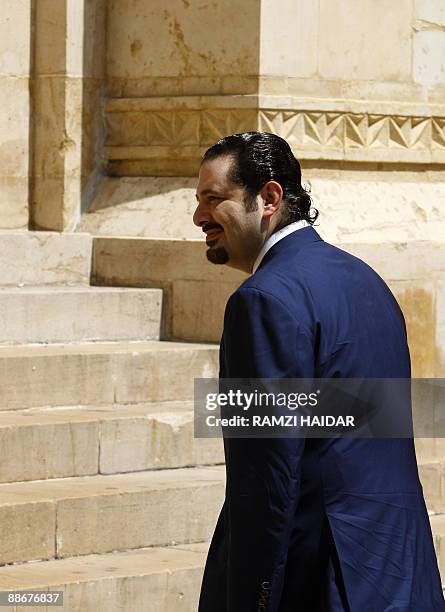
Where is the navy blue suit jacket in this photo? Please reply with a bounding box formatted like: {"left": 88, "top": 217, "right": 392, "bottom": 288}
{"left": 198, "top": 227, "right": 444, "bottom": 612}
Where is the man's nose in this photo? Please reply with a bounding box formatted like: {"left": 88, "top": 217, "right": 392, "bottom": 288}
{"left": 193, "top": 201, "right": 211, "bottom": 228}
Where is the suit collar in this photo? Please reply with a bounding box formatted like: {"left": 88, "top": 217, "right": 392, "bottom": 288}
{"left": 252, "top": 220, "right": 310, "bottom": 274}
{"left": 253, "top": 225, "right": 323, "bottom": 273}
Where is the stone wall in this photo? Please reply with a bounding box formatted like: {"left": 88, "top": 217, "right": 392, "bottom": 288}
{"left": 1, "top": 1, "right": 444, "bottom": 239}
{"left": 92, "top": 237, "right": 445, "bottom": 378}
{"left": 0, "top": 0, "right": 31, "bottom": 230}
{"left": 259, "top": 0, "right": 445, "bottom": 99}
{"left": 106, "top": 0, "right": 260, "bottom": 97}
{"left": 103, "top": 0, "right": 445, "bottom": 178}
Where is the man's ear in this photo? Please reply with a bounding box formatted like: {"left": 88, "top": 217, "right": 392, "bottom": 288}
{"left": 259, "top": 181, "right": 283, "bottom": 218}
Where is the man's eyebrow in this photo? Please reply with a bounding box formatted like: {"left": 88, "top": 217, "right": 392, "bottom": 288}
{"left": 195, "top": 189, "right": 224, "bottom": 200}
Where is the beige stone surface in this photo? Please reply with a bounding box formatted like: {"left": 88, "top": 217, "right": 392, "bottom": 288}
{"left": 31, "top": 76, "right": 84, "bottom": 231}
{"left": 92, "top": 236, "right": 445, "bottom": 359}
{"left": 102, "top": 0, "right": 445, "bottom": 106}
{"left": 0, "top": 178, "right": 28, "bottom": 230}
{"left": 415, "top": 0, "right": 445, "bottom": 25}
{"left": 0, "top": 77, "right": 30, "bottom": 229}
{"left": 430, "top": 514, "right": 445, "bottom": 580}
{"left": 390, "top": 280, "right": 438, "bottom": 377}
{"left": 31, "top": 74, "right": 70, "bottom": 229}
{"left": 92, "top": 237, "right": 245, "bottom": 284}
{"left": 0, "top": 414, "right": 99, "bottom": 483}
{"left": 171, "top": 279, "right": 237, "bottom": 341}
{"left": 30, "top": 76, "right": 85, "bottom": 177}
{"left": 318, "top": 0, "right": 413, "bottom": 82}
{"left": 437, "top": 281, "right": 445, "bottom": 376}
{"left": 342, "top": 241, "right": 445, "bottom": 282}
{"left": 31, "top": 0, "right": 106, "bottom": 231}
{"left": 0, "top": 543, "right": 208, "bottom": 612}
{"left": 0, "top": 398, "right": 435, "bottom": 483}
{"left": 65, "top": 0, "right": 107, "bottom": 78}
{"left": 0, "top": 2, "right": 31, "bottom": 229}
{"left": 80, "top": 173, "right": 445, "bottom": 244}
{"left": 0, "top": 231, "right": 92, "bottom": 286}
{"left": 0, "top": 1, "right": 31, "bottom": 77}
{"left": 0, "top": 341, "right": 219, "bottom": 410}
{"left": 0, "top": 286, "right": 162, "bottom": 344}
{"left": 105, "top": 92, "right": 445, "bottom": 116}
{"left": 56, "top": 466, "right": 224, "bottom": 557}
{"left": 274, "top": 77, "right": 428, "bottom": 102}
{"left": 99, "top": 405, "right": 224, "bottom": 474}
{"left": 0, "top": 466, "right": 224, "bottom": 561}
{"left": 103, "top": 95, "right": 445, "bottom": 173}
{"left": 114, "top": 341, "right": 219, "bottom": 403}
{"left": 413, "top": 30, "right": 445, "bottom": 88}
{"left": 309, "top": 177, "right": 445, "bottom": 245}
{"left": 4, "top": 0, "right": 445, "bottom": 232}
{"left": 92, "top": 236, "right": 246, "bottom": 340}
{"left": 33, "top": 0, "right": 67, "bottom": 75}
{"left": 415, "top": 437, "right": 445, "bottom": 461}
{"left": 418, "top": 460, "right": 445, "bottom": 513}
{"left": 107, "top": 0, "right": 260, "bottom": 96}
{"left": 260, "top": 0, "right": 318, "bottom": 79}
{"left": 0, "top": 502, "right": 55, "bottom": 565}
{"left": 413, "top": 0, "right": 445, "bottom": 88}
{"left": 78, "top": 177, "right": 203, "bottom": 238}
{"left": 0, "top": 402, "right": 223, "bottom": 481}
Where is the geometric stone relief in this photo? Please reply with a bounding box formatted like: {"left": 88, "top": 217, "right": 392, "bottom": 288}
{"left": 105, "top": 101, "right": 445, "bottom": 171}
{"left": 259, "top": 111, "right": 443, "bottom": 152}
{"left": 106, "top": 109, "right": 256, "bottom": 147}
{"left": 432, "top": 119, "right": 445, "bottom": 148}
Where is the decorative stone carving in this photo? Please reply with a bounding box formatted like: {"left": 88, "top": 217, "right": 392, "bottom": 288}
{"left": 105, "top": 97, "right": 445, "bottom": 175}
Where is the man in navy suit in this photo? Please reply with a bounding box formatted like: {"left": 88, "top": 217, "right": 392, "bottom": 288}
{"left": 193, "top": 132, "right": 444, "bottom": 611}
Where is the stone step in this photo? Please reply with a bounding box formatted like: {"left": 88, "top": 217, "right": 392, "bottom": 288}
{"left": 0, "top": 403, "right": 438, "bottom": 495}
{"left": 0, "top": 504, "right": 441, "bottom": 612}
{"left": 0, "top": 404, "right": 437, "bottom": 511}
{"left": 92, "top": 236, "right": 245, "bottom": 342}
{"left": 0, "top": 411, "right": 438, "bottom": 524}
{"left": 0, "top": 541, "right": 208, "bottom": 611}
{"left": 0, "top": 402, "right": 224, "bottom": 483}
{"left": 0, "top": 465, "right": 225, "bottom": 565}
{"left": 0, "top": 340, "right": 219, "bottom": 410}
{"left": 0, "top": 286, "right": 162, "bottom": 344}
{"left": 0, "top": 517, "right": 442, "bottom": 609}
{"left": 0, "top": 231, "right": 92, "bottom": 286}
{"left": 91, "top": 236, "right": 445, "bottom": 379}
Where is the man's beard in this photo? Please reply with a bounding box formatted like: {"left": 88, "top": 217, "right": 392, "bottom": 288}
{"left": 206, "top": 245, "right": 229, "bottom": 265}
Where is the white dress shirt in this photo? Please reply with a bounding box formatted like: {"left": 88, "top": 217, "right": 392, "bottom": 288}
{"left": 252, "top": 220, "right": 310, "bottom": 274}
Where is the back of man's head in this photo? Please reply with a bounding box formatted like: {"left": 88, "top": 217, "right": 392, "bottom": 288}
{"left": 201, "top": 131, "right": 318, "bottom": 225}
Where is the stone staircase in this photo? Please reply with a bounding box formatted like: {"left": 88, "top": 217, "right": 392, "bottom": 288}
{"left": 0, "top": 230, "right": 443, "bottom": 610}
{"left": 0, "top": 231, "right": 224, "bottom": 611}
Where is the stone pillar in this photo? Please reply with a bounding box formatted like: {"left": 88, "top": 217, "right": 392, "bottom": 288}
{"left": 30, "top": 0, "right": 106, "bottom": 231}
{"left": 0, "top": 0, "right": 31, "bottom": 230}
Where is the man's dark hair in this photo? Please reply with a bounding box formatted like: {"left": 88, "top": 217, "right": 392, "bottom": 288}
{"left": 201, "top": 131, "right": 318, "bottom": 225}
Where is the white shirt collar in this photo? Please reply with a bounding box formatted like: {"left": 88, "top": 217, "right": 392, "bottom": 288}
{"left": 252, "top": 220, "right": 310, "bottom": 274}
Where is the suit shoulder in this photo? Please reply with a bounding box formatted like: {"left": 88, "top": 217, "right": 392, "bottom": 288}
{"left": 226, "top": 272, "right": 313, "bottom": 335}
